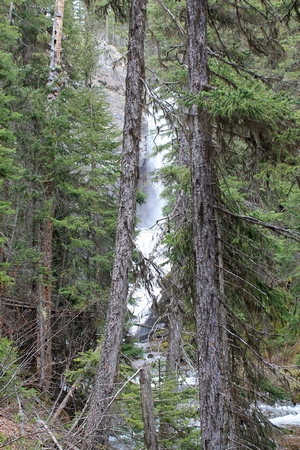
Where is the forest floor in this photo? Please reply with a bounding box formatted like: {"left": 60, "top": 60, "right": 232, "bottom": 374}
{"left": 278, "top": 428, "right": 300, "bottom": 450}
{"left": 0, "top": 409, "right": 37, "bottom": 449}
{"left": 0, "top": 404, "right": 68, "bottom": 449}
{"left": 1, "top": 404, "right": 300, "bottom": 450}
{"left": 1, "top": 337, "right": 300, "bottom": 449}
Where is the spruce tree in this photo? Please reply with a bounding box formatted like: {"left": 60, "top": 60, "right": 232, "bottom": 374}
{"left": 0, "top": 2, "right": 22, "bottom": 293}
{"left": 0, "top": 0, "right": 120, "bottom": 394}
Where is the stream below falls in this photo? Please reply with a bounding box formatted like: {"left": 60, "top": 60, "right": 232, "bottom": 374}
{"left": 261, "top": 403, "right": 300, "bottom": 449}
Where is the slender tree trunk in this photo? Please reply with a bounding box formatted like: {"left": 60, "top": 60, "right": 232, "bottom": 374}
{"left": 36, "top": 0, "right": 65, "bottom": 391}
{"left": 8, "top": 2, "right": 13, "bottom": 24}
{"left": 140, "top": 365, "right": 160, "bottom": 450}
{"left": 36, "top": 184, "right": 54, "bottom": 392}
{"left": 166, "top": 130, "right": 189, "bottom": 376}
{"left": 83, "top": 0, "right": 146, "bottom": 447}
{"left": 186, "top": 0, "right": 224, "bottom": 448}
{"left": 166, "top": 277, "right": 183, "bottom": 375}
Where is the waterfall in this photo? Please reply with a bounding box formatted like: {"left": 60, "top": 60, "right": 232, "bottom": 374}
{"left": 138, "top": 114, "right": 166, "bottom": 229}
{"left": 130, "top": 113, "right": 169, "bottom": 339}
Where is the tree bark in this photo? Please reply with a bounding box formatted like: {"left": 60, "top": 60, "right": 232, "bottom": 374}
{"left": 48, "top": 0, "right": 65, "bottom": 101}
{"left": 8, "top": 2, "right": 13, "bottom": 24}
{"left": 36, "top": 187, "right": 54, "bottom": 392}
{"left": 140, "top": 365, "right": 160, "bottom": 450}
{"left": 49, "top": 0, "right": 64, "bottom": 68}
{"left": 166, "top": 277, "right": 184, "bottom": 375}
{"left": 83, "top": 0, "right": 146, "bottom": 447}
{"left": 166, "top": 130, "right": 189, "bottom": 376}
{"left": 186, "top": 0, "right": 224, "bottom": 448}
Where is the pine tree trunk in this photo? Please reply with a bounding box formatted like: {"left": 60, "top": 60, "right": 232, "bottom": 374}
{"left": 166, "top": 278, "right": 183, "bottom": 375}
{"left": 83, "top": 0, "right": 146, "bottom": 447}
{"left": 8, "top": 2, "right": 13, "bottom": 24}
{"left": 186, "top": 0, "right": 224, "bottom": 448}
{"left": 48, "top": 0, "right": 65, "bottom": 99}
{"left": 36, "top": 181, "right": 53, "bottom": 392}
{"left": 166, "top": 130, "right": 189, "bottom": 376}
{"left": 140, "top": 365, "right": 160, "bottom": 450}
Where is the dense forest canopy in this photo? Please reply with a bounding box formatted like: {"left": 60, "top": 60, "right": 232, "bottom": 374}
{"left": 0, "top": 0, "right": 300, "bottom": 448}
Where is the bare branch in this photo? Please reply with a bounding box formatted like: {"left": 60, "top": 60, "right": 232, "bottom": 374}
{"left": 37, "top": 418, "right": 64, "bottom": 450}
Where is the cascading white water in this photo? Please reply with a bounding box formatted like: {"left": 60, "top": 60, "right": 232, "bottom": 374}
{"left": 129, "top": 113, "right": 169, "bottom": 338}
{"left": 138, "top": 114, "right": 166, "bottom": 230}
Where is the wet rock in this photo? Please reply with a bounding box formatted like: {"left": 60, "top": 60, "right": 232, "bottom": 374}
{"left": 95, "top": 42, "right": 147, "bottom": 161}
{"left": 136, "top": 309, "right": 160, "bottom": 343}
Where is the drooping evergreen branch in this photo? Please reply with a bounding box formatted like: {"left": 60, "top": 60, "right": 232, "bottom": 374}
{"left": 84, "top": 0, "right": 130, "bottom": 22}
{"left": 225, "top": 326, "right": 300, "bottom": 388}
{"left": 215, "top": 205, "right": 300, "bottom": 241}
{"left": 207, "top": 47, "right": 281, "bottom": 86}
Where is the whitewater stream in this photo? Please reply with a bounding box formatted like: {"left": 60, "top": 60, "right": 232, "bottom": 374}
{"left": 260, "top": 403, "right": 300, "bottom": 449}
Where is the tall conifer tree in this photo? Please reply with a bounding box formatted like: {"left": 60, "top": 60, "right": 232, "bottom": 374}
{"left": 84, "top": 0, "right": 146, "bottom": 446}
{"left": 186, "top": 0, "right": 224, "bottom": 448}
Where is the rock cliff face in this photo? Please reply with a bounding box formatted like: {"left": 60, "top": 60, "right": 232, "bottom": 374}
{"left": 96, "top": 43, "right": 126, "bottom": 130}
{"left": 95, "top": 42, "right": 147, "bottom": 163}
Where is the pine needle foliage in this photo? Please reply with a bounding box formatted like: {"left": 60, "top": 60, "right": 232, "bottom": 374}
{"left": 0, "top": 0, "right": 121, "bottom": 394}
{"left": 143, "top": 0, "right": 300, "bottom": 448}
{"left": 83, "top": 0, "right": 130, "bottom": 22}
